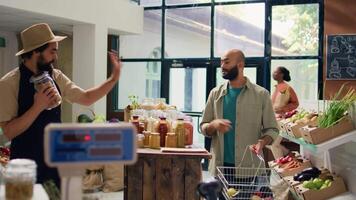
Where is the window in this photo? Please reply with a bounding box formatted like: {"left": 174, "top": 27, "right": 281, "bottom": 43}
{"left": 120, "top": 10, "right": 162, "bottom": 58}
{"left": 165, "top": 7, "right": 211, "bottom": 58}
{"left": 270, "top": 59, "right": 318, "bottom": 102}
{"left": 272, "top": 4, "right": 319, "bottom": 56}
{"left": 169, "top": 68, "right": 207, "bottom": 112}
{"left": 115, "top": 0, "right": 323, "bottom": 109}
{"left": 118, "top": 62, "right": 161, "bottom": 108}
{"left": 215, "top": 3, "right": 265, "bottom": 57}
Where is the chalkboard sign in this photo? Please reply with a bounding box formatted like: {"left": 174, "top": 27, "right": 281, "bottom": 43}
{"left": 327, "top": 34, "right": 356, "bottom": 80}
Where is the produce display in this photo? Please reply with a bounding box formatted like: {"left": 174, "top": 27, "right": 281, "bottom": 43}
{"left": 318, "top": 86, "right": 356, "bottom": 128}
{"left": 302, "top": 178, "right": 333, "bottom": 190}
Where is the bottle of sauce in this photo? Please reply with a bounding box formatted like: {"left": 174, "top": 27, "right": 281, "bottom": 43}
{"left": 156, "top": 117, "right": 168, "bottom": 147}
{"left": 130, "top": 115, "right": 140, "bottom": 134}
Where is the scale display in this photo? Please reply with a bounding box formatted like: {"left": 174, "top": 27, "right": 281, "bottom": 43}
{"left": 45, "top": 123, "right": 136, "bottom": 166}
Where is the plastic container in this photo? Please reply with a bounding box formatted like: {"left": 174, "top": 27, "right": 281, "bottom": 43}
{"left": 30, "top": 71, "right": 62, "bottom": 110}
{"left": 4, "top": 159, "right": 37, "bottom": 200}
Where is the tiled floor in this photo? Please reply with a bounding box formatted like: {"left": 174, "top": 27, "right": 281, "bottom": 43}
{"left": 84, "top": 170, "right": 214, "bottom": 200}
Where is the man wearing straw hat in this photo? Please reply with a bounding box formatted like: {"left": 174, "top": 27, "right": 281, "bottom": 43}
{"left": 0, "top": 23, "right": 121, "bottom": 187}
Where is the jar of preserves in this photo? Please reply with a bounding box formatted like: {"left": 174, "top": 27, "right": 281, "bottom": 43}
{"left": 165, "top": 133, "right": 177, "bottom": 148}
{"left": 4, "top": 159, "right": 37, "bottom": 200}
{"left": 30, "top": 71, "right": 62, "bottom": 110}
{"left": 149, "top": 133, "right": 160, "bottom": 149}
{"left": 137, "top": 134, "right": 145, "bottom": 148}
{"left": 142, "top": 131, "right": 151, "bottom": 147}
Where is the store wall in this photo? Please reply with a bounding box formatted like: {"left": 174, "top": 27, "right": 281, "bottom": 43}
{"left": 0, "top": 31, "right": 18, "bottom": 77}
{"left": 324, "top": 0, "right": 356, "bottom": 98}
{"left": 56, "top": 33, "right": 73, "bottom": 123}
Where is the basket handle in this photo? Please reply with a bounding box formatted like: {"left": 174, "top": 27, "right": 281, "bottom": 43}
{"left": 238, "top": 145, "right": 264, "bottom": 168}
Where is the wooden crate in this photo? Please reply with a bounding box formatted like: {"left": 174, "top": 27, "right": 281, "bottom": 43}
{"left": 124, "top": 148, "right": 211, "bottom": 200}
{"left": 300, "top": 117, "right": 354, "bottom": 145}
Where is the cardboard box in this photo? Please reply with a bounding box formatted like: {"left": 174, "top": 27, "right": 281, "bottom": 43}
{"left": 294, "top": 175, "right": 347, "bottom": 200}
{"left": 275, "top": 159, "right": 312, "bottom": 177}
{"left": 300, "top": 117, "right": 355, "bottom": 145}
{"left": 284, "top": 176, "right": 303, "bottom": 194}
{"left": 285, "top": 122, "right": 312, "bottom": 138}
{"left": 278, "top": 119, "right": 290, "bottom": 132}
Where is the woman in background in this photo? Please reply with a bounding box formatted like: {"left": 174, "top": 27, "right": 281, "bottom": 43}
{"left": 272, "top": 66, "right": 299, "bottom": 116}
{"left": 270, "top": 66, "right": 300, "bottom": 159}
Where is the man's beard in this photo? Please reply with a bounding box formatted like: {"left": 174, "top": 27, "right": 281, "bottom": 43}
{"left": 37, "top": 55, "right": 54, "bottom": 73}
{"left": 222, "top": 66, "right": 239, "bottom": 80}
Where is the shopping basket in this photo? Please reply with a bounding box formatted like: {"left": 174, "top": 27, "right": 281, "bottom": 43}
{"left": 216, "top": 146, "right": 282, "bottom": 200}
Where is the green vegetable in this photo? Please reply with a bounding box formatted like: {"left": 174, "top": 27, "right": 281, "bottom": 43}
{"left": 318, "top": 84, "right": 356, "bottom": 128}
{"left": 128, "top": 95, "right": 140, "bottom": 109}
{"left": 77, "top": 114, "right": 93, "bottom": 123}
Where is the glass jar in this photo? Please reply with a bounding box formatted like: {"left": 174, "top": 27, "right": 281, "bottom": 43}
{"left": 165, "top": 133, "right": 177, "bottom": 148}
{"left": 149, "top": 133, "right": 160, "bottom": 149}
{"left": 156, "top": 117, "right": 169, "bottom": 147}
{"left": 183, "top": 117, "right": 194, "bottom": 146}
{"left": 141, "top": 98, "right": 155, "bottom": 110}
{"left": 4, "top": 159, "right": 37, "bottom": 200}
{"left": 142, "top": 131, "right": 151, "bottom": 147}
{"left": 137, "top": 134, "right": 145, "bottom": 148}
{"left": 30, "top": 71, "right": 62, "bottom": 110}
{"left": 174, "top": 118, "right": 186, "bottom": 148}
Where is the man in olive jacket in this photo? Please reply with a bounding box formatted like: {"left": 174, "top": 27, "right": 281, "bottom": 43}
{"left": 200, "top": 49, "right": 279, "bottom": 175}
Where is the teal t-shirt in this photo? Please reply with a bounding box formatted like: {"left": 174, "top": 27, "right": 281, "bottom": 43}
{"left": 223, "top": 87, "right": 242, "bottom": 164}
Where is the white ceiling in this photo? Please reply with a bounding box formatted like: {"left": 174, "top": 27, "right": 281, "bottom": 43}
{"left": 0, "top": 5, "right": 82, "bottom": 35}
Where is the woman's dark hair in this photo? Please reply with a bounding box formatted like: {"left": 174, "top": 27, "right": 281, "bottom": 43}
{"left": 279, "top": 66, "right": 291, "bottom": 82}
{"left": 20, "top": 43, "right": 49, "bottom": 60}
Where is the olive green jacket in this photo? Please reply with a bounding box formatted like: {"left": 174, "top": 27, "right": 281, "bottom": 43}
{"left": 200, "top": 78, "right": 279, "bottom": 175}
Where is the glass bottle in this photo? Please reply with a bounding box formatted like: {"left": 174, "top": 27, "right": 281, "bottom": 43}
{"left": 175, "top": 118, "right": 186, "bottom": 148}
{"left": 184, "top": 117, "right": 194, "bottom": 146}
{"left": 156, "top": 117, "right": 168, "bottom": 147}
{"left": 130, "top": 115, "right": 140, "bottom": 134}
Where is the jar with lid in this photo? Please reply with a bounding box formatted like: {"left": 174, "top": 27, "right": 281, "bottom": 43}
{"left": 4, "top": 159, "right": 37, "bottom": 200}
{"left": 174, "top": 118, "right": 186, "bottom": 148}
{"left": 137, "top": 134, "right": 145, "bottom": 148}
{"left": 30, "top": 71, "right": 62, "bottom": 110}
{"left": 149, "top": 133, "right": 160, "bottom": 149}
{"left": 165, "top": 133, "right": 177, "bottom": 148}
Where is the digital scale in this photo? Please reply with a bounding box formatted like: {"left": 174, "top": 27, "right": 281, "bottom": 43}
{"left": 44, "top": 123, "right": 137, "bottom": 200}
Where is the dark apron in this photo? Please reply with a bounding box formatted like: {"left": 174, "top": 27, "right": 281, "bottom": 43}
{"left": 10, "top": 64, "right": 61, "bottom": 188}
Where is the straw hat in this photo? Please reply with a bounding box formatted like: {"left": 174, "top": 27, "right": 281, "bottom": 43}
{"left": 16, "top": 23, "right": 67, "bottom": 56}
